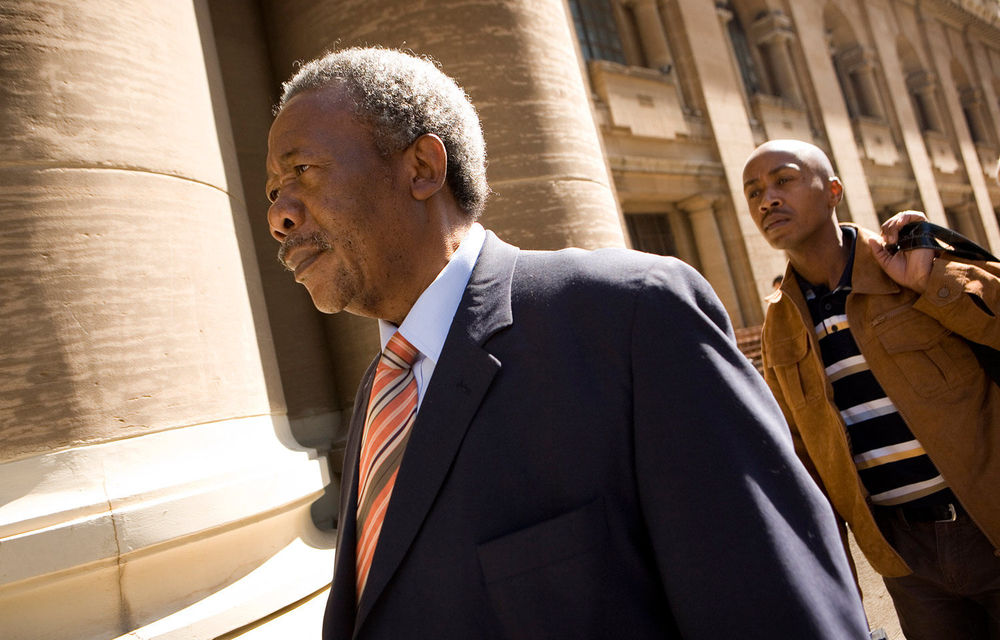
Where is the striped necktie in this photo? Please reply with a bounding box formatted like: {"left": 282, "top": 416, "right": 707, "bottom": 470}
{"left": 356, "top": 332, "right": 420, "bottom": 600}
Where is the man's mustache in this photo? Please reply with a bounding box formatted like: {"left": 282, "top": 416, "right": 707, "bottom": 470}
{"left": 277, "top": 232, "right": 333, "bottom": 271}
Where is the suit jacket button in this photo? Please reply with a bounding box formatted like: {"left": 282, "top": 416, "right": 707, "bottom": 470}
{"left": 937, "top": 287, "right": 950, "bottom": 298}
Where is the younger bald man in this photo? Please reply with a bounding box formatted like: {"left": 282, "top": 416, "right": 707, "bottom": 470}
{"left": 744, "top": 139, "right": 1000, "bottom": 640}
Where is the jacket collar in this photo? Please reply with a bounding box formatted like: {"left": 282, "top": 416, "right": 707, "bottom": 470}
{"left": 766, "top": 223, "right": 900, "bottom": 305}
{"left": 847, "top": 224, "right": 901, "bottom": 296}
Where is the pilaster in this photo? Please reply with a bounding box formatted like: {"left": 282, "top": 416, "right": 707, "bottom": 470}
{"left": 786, "top": 1, "right": 879, "bottom": 229}
{"left": 866, "top": 0, "right": 948, "bottom": 223}
{"left": 679, "top": 195, "right": 744, "bottom": 326}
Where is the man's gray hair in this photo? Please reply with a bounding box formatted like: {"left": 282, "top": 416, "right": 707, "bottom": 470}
{"left": 277, "top": 47, "right": 489, "bottom": 219}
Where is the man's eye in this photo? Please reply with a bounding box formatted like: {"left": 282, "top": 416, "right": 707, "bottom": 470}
{"left": 294, "top": 165, "right": 310, "bottom": 176}
{"left": 268, "top": 188, "right": 279, "bottom": 203}
{"left": 747, "top": 190, "right": 759, "bottom": 199}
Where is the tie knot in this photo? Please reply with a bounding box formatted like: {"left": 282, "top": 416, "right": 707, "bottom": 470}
{"left": 383, "top": 332, "right": 419, "bottom": 369}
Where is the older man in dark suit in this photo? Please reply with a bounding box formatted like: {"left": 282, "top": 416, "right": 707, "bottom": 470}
{"left": 265, "top": 46, "right": 870, "bottom": 639}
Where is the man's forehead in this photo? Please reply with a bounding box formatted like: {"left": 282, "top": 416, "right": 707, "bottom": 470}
{"left": 743, "top": 151, "right": 803, "bottom": 183}
{"left": 270, "top": 87, "right": 352, "bottom": 136}
{"left": 267, "top": 90, "right": 349, "bottom": 163}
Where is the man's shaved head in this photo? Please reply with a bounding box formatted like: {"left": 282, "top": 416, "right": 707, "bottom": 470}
{"left": 743, "top": 139, "right": 836, "bottom": 182}
{"left": 741, "top": 138, "right": 844, "bottom": 254}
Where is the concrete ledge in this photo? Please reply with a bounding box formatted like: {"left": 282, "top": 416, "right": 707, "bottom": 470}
{"left": 0, "top": 415, "right": 336, "bottom": 639}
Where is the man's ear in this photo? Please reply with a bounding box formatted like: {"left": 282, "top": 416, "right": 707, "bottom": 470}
{"left": 405, "top": 133, "right": 448, "bottom": 202}
{"left": 828, "top": 176, "right": 844, "bottom": 208}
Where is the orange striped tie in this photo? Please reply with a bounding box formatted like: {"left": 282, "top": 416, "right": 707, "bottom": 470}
{"left": 356, "top": 332, "right": 420, "bottom": 600}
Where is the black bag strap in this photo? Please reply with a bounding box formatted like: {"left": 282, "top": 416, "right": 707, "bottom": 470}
{"left": 889, "top": 221, "right": 999, "bottom": 262}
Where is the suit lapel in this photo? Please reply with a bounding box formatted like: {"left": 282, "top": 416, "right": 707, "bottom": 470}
{"left": 355, "top": 232, "right": 518, "bottom": 628}
{"left": 325, "top": 357, "right": 377, "bottom": 639}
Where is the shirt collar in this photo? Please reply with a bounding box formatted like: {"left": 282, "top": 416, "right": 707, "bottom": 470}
{"left": 378, "top": 222, "right": 487, "bottom": 364}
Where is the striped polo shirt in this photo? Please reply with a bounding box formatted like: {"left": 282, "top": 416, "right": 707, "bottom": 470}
{"left": 796, "top": 227, "right": 951, "bottom": 507}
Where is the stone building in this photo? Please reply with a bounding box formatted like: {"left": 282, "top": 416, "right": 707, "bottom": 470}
{"left": 1, "top": 0, "right": 997, "bottom": 638}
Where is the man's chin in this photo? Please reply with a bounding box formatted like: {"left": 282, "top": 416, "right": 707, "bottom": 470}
{"left": 302, "top": 284, "right": 346, "bottom": 315}
{"left": 310, "top": 299, "right": 346, "bottom": 315}
{"left": 764, "top": 228, "right": 794, "bottom": 250}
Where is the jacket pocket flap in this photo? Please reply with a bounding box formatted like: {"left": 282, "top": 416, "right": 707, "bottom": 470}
{"left": 477, "top": 499, "right": 607, "bottom": 584}
{"left": 876, "top": 313, "right": 948, "bottom": 353}
{"left": 767, "top": 329, "right": 810, "bottom": 366}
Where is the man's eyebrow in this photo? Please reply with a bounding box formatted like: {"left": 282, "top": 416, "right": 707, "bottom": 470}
{"left": 744, "top": 162, "right": 801, "bottom": 189}
{"left": 265, "top": 147, "right": 301, "bottom": 182}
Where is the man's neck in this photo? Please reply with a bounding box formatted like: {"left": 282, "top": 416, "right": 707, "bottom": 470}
{"left": 786, "top": 224, "right": 851, "bottom": 290}
{"left": 380, "top": 220, "right": 474, "bottom": 326}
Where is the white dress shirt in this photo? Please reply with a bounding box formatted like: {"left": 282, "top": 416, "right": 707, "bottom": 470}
{"left": 377, "top": 223, "right": 486, "bottom": 408}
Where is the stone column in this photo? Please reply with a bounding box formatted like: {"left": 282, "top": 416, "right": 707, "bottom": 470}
{"left": 750, "top": 11, "right": 802, "bottom": 104}
{"left": 855, "top": 66, "right": 885, "bottom": 119}
{"left": 785, "top": 2, "right": 879, "bottom": 230}
{"left": 667, "top": 208, "right": 700, "bottom": 269}
{"left": 665, "top": 0, "right": 785, "bottom": 319}
{"left": 865, "top": 0, "right": 946, "bottom": 224}
{"left": 262, "top": 0, "right": 625, "bottom": 251}
{"left": 840, "top": 45, "right": 886, "bottom": 119}
{"left": 679, "top": 196, "right": 745, "bottom": 327}
{"left": 909, "top": 72, "right": 946, "bottom": 133}
{"left": 612, "top": 0, "right": 647, "bottom": 66}
{"left": 948, "top": 201, "right": 982, "bottom": 242}
{"left": 0, "top": 1, "right": 332, "bottom": 638}
{"left": 628, "top": 0, "right": 674, "bottom": 71}
{"left": 924, "top": 18, "right": 1000, "bottom": 251}
{"left": 959, "top": 87, "right": 991, "bottom": 145}
{"left": 207, "top": 0, "right": 354, "bottom": 452}
{"left": 970, "top": 41, "right": 1000, "bottom": 157}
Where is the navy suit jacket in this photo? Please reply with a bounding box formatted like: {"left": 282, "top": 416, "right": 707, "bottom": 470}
{"left": 323, "top": 232, "right": 869, "bottom": 639}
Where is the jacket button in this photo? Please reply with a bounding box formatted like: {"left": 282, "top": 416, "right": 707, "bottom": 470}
{"left": 937, "top": 287, "right": 950, "bottom": 298}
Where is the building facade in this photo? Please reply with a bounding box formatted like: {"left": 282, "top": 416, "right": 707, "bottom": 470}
{"left": 580, "top": 0, "right": 1000, "bottom": 329}
{"left": 1, "top": 0, "right": 998, "bottom": 638}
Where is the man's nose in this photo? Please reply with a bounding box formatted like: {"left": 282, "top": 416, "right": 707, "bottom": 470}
{"left": 759, "top": 191, "right": 780, "bottom": 213}
{"left": 267, "top": 196, "right": 303, "bottom": 242}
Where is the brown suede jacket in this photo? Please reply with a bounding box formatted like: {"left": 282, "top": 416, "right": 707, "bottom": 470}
{"left": 761, "top": 224, "right": 1000, "bottom": 577}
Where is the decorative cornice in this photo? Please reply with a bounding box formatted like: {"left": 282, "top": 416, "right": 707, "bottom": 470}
{"left": 606, "top": 154, "right": 725, "bottom": 178}
{"left": 836, "top": 44, "right": 879, "bottom": 73}
{"left": 921, "top": 0, "right": 1000, "bottom": 29}
{"left": 749, "top": 10, "right": 796, "bottom": 45}
{"left": 946, "top": 0, "right": 1000, "bottom": 24}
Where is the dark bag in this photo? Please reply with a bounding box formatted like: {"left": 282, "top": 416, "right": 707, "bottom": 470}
{"left": 889, "top": 221, "right": 1000, "bottom": 384}
{"left": 889, "top": 221, "right": 999, "bottom": 261}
